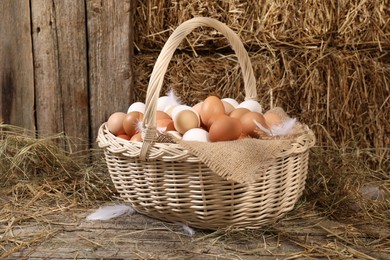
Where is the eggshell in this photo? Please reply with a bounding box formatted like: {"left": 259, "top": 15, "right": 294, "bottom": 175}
{"left": 182, "top": 128, "right": 210, "bottom": 142}
{"left": 164, "top": 104, "right": 179, "bottom": 118}
{"left": 107, "top": 112, "right": 126, "bottom": 135}
{"left": 199, "top": 96, "right": 225, "bottom": 128}
{"left": 237, "top": 100, "right": 262, "bottom": 114}
{"left": 222, "top": 98, "right": 239, "bottom": 108}
{"left": 117, "top": 134, "right": 131, "bottom": 140}
{"left": 240, "top": 112, "right": 269, "bottom": 137}
{"left": 263, "top": 111, "right": 283, "bottom": 126}
{"left": 222, "top": 100, "right": 235, "bottom": 115}
{"left": 172, "top": 105, "right": 199, "bottom": 121}
{"left": 229, "top": 108, "right": 250, "bottom": 119}
{"left": 123, "top": 111, "right": 143, "bottom": 137}
{"left": 127, "top": 102, "right": 145, "bottom": 114}
{"left": 172, "top": 105, "right": 200, "bottom": 134}
{"left": 157, "top": 96, "right": 172, "bottom": 111}
{"left": 130, "top": 133, "right": 143, "bottom": 142}
{"left": 156, "top": 119, "right": 175, "bottom": 133}
{"left": 209, "top": 115, "right": 242, "bottom": 142}
{"left": 192, "top": 102, "right": 203, "bottom": 114}
{"left": 156, "top": 111, "right": 171, "bottom": 120}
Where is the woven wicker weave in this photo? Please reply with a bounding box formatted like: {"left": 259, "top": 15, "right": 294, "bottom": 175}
{"left": 97, "top": 17, "right": 315, "bottom": 230}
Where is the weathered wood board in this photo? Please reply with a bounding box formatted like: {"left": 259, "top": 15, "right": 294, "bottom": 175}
{"left": 0, "top": 0, "right": 35, "bottom": 130}
{"left": 5, "top": 206, "right": 388, "bottom": 260}
{"left": 31, "top": 0, "right": 89, "bottom": 151}
{"left": 0, "top": 0, "right": 135, "bottom": 151}
{"left": 87, "top": 0, "right": 135, "bottom": 146}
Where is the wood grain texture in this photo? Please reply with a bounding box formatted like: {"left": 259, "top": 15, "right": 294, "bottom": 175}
{"left": 31, "top": 0, "right": 63, "bottom": 136}
{"left": 87, "top": 0, "right": 134, "bottom": 145}
{"left": 31, "top": 0, "right": 89, "bottom": 151}
{"left": 0, "top": 0, "right": 35, "bottom": 130}
{"left": 6, "top": 209, "right": 306, "bottom": 259}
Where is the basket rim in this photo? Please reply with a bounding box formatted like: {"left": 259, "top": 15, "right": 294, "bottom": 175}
{"left": 97, "top": 122, "right": 315, "bottom": 161}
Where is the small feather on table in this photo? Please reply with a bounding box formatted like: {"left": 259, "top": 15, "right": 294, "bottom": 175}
{"left": 86, "top": 204, "right": 136, "bottom": 221}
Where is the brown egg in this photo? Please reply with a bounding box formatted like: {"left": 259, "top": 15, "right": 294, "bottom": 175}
{"left": 263, "top": 111, "right": 282, "bottom": 126}
{"left": 240, "top": 112, "right": 269, "bottom": 137}
{"left": 229, "top": 108, "right": 250, "bottom": 119}
{"left": 199, "top": 96, "right": 225, "bottom": 128}
{"left": 117, "top": 134, "right": 131, "bottom": 140}
{"left": 123, "top": 111, "right": 142, "bottom": 137}
{"left": 156, "top": 119, "right": 175, "bottom": 132}
{"left": 107, "top": 112, "right": 126, "bottom": 135}
{"left": 156, "top": 111, "right": 171, "bottom": 120}
{"left": 209, "top": 115, "right": 242, "bottom": 142}
{"left": 130, "top": 133, "right": 143, "bottom": 142}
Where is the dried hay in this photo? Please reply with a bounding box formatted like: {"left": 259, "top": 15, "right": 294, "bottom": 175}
{"left": 0, "top": 128, "right": 388, "bottom": 257}
{"left": 134, "top": 0, "right": 389, "bottom": 53}
{"left": 0, "top": 124, "right": 116, "bottom": 257}
{"left": 133, "top": 50, "right": 389, "bottom": 160}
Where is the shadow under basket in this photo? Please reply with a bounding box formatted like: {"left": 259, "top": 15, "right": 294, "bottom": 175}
{"left": 97, "top": 17, "right": 315, "bottom": 230}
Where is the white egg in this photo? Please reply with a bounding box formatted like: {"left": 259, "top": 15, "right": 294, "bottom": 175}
{"left": 182, "top": 128, "right": 210, "bottom": 142}
{"left": 157, "top": 96, "right": 172, "bottom": 111}
{"left": 127, "top": 102, "right": 145, "bottom": 114}
{"left": 237, "top": 100, "right": 262, "bottom": 114}
{"left": 222, "top": 98, "right": 239, "bottom": 108}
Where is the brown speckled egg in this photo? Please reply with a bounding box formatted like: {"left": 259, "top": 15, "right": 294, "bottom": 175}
{"left": 240, "top": 112, "right": 269, "bottom": 137}
{"left": 107, "top": 112, "right": 126, "bottom": 135}
{"left": 209, "top": 115, "right": 242, "bottom": 142}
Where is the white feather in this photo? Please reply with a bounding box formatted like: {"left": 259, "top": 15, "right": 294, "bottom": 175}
{"left": 182, "top": 224, "right": 195, "bottom": 236}
{"left": 166, "top": 89, "right": 181, "bottom": 106}
{"left": 136, "top": 119, "right": 144, "bottom": 133}
{"left": 86, "top": 204, "right": 135, "bottom": 221}
{"left": 254, "top": 117, "right": 297, "bottom": 136}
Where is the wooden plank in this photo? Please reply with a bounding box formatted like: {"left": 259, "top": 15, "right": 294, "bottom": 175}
{"left": 31, "top": 0, "right": 63, "bottom": 137}
{"left": 7, "top": 211, "right": 306, "bottom": 260}
{"left": 87, "top": 0, "right": 135, "bottom": 145}
{"left": 53, "top": 0, "right": 89, "bottom": 151}
{"left": 31, "top": 0, "right": 89, "bottom": 151}
{"left": 0, "top": 0, "right": 35, "bottom": 130}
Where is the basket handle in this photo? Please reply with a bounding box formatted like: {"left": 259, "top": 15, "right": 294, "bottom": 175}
{"left": 140, "top": 17, "right": 258, "bottom": 160}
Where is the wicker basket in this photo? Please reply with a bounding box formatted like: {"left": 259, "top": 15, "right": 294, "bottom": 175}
{"left": 97, "top": 17, "right": 315, "bottom": 230}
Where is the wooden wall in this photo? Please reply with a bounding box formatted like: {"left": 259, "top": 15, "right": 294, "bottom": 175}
{"left": 0, "top": 0, "right": 135, "bottom": 151}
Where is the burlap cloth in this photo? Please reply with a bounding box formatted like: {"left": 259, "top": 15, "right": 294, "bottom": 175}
{"left": 177, "top": 137, "right": 294, "bottom": 183}
{"left": 168, "top": 107, "right": 304, "bottom": 184}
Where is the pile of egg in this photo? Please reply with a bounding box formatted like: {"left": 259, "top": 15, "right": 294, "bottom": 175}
{"left": 106, "top": 95, "right": 295, "bottom": 142}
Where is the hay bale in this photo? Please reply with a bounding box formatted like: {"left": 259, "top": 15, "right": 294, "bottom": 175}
{"left": 134, "top": 0, "right": 389, "bottom": 52}
{"left": 133, "top": 49, "right": 389, "bottom": 164}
